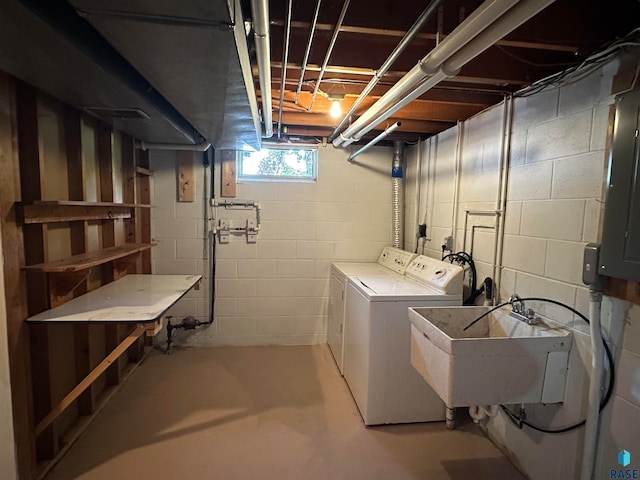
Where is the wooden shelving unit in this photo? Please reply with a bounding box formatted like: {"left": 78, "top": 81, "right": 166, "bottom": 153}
{"left": 17, "top": 200, "right": 150, "bottom": 224}
{"left": 22, "top": 243, "right": 155, "bottom": 273}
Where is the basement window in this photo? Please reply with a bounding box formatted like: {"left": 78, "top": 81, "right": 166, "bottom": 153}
{"left": 237, "top": 146, "right": 317, "bottom": 182}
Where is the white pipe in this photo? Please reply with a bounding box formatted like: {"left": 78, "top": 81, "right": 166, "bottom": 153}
{"left": 347, "top": 122, "right": 401, "bottom": 161}
{"left": 494, "top": 96, "right": 513, "bottom": 304}
{"left": 451, "top": 122, "right": 463, "bottom": 248}
{"left": 329, "top": 0, "right": 442, "bottom": 142}
{"left": 469, "top": 405, "right": 486, "bottom": 423}
{"left": 307, "top": 0, "right": 351, "bottom": 110}
{"left": 294, "top": 0, "right": 322, "bottom": 104}
{"left": 414, "top": 139, "right": 423, "bottom": 247}
{"left": 136, "top": 140, "right": 211, "bottom": 151}
{"left": 251, "top": 0, "right": 274, "bottom": 138}
{"left": 334, "top": 0, "right": 557, "bottom": 146}
{"left": 332, "top": 0, "right": 521, "bottom": 145}
{"left": 581, "top": 291, "right": 605, "bottom": 480}
{"left": 277, "top": 0, "right": 293, "bottom": 138}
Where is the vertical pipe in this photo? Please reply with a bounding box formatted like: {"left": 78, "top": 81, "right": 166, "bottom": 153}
{"left": 414, "top": 139, "right": 423, "bottom": 252}
{"left": 295, "top": 0, "right": 322, "bottom": 104}
{"left": 392, "top": 141, "right": 405, "bottom": 249}
{"left": 307, "top": 0, "right": 351, "bottom": 110}
{"left": 450, "top": 122, "right": 464, "bottom": 250}
{"left": 494, "top": 95, "right": 513, "bottom": 304}
{"left": 581, "top": 291, "right": 605, "bottom": 480}
{"left": 251, "top": 0, "right": 274, "bottom": 138}
{"left": 277, "top": 0, "right": 293, "bottom": 138}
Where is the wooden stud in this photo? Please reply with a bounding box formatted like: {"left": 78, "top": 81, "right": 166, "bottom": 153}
{"left": 121, "top": 133, "right": 136, "bottom": 245}
{"left": 177, "top": 150, "right": 195, "bottom": 202}
{"left": 0, "top": 73, "right": 37, "bottom": 479}
{"left": 16, "top": 82, "right": 60, "bottom": 460}
{"left": 137, "top": 149, "right": 152, "bottom": 274}
{"left": 221, "top": 150, "right": 237, "bottom": 198}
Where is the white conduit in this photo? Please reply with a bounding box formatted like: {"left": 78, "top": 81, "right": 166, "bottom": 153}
{"left": 493, "top": 96, "right": 513, "bottom": 304}
{"left": 347, "top": 122, "right": 401, "bottom": 161}
{"left": 581, "top": 290, "right": 605, "bottom": 480}
{"left": 251, "top": 0, "right": 273, "bottom": 138}
{"left": 277, "top": 0, "right": 293, "bottom": 138}
{"left": 392, "top": 141, "right": 405, "bottom": 249}
{"left": 333, "top": 0, "right": 556, "bottom": 147}
{"left": 294, "top": 0, "right": 322, "bottom": 104}
{"left": 328, "top": 0, "right": 442, "bottom": 143}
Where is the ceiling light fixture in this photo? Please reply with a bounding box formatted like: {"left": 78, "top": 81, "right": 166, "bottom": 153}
{"left": 328, "top": 93, "right": 345, "bottom": 118}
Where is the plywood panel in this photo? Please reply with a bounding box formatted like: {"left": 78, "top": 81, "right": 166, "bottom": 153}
{"left": 38, "top": 98, "right": 68, "bottom": 202}
{"left": 82, "top": 119, "right": 99, "bottom": 203}
{"left": 178, "top": 151, "right": 195, "bottom": 202}
{"left": 221, "top": 150, "right": 237, "bottom": 198}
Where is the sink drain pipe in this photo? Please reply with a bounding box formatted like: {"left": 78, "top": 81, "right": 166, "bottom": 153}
{"left": 392, "top": 141, "right": 405, "bottom": 249}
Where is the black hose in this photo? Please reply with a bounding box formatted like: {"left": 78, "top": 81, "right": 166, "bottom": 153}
{"left": 463, "top": 296, "right": 615, "bottom": 434}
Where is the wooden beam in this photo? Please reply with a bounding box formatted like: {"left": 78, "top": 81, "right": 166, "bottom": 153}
{"left": 177, "top": 151, "right": 195, "bottom": 202}
{"left": 275, "top": 111, "right": 453, "bottom": 134}
{"left": 0, "top": 73, "right": 37, "bottom": 480}
{"left": 35, "top": 324, "right": 146, "bottom": 437}
{"left": 271, "top": 19, "right": 579, "bottom": 53}
{"left": 221, "top": 150, "right": 237, "bottom": 198}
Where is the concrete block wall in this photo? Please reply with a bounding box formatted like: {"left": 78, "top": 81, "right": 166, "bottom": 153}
{"left": 404, "top": 56, "right": 640, "bottom": 479}
{"left": 151, "top": 145, "right": 393, "bottom": 347}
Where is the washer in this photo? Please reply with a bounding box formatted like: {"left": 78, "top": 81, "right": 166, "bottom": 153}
{"left": 328, "top": 247, "right": 417, "bottom": 375}
{"left": 343, "top": 255, "right": 463, "bottom": 425}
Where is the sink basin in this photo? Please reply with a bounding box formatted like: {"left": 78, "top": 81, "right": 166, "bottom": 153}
{"left": 409, "top": 306, "right": 573, "bottom": 408}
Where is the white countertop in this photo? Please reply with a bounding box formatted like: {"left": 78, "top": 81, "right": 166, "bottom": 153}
{"left": 26, "top": 274, "right": 202, "bottom": 323}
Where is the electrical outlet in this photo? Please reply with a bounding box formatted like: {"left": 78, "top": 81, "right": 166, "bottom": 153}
{"left": 444, "top": 235, "right": 454, "bottom": 251}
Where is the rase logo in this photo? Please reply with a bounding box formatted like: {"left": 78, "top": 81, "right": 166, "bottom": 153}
{"left": 611, "top": 450, "right": 639, "bottom": 479}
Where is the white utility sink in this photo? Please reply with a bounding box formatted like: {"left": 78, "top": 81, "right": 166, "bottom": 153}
{"left": 408, "top": 306, "right": 573, "bottom": 408}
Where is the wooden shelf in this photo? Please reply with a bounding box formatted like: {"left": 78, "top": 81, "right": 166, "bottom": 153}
{"left": 22, "top": 243, "right": 156, "bottom": 273}
{"left": 16, "top": 200, "right": 151, "bottom": 224}
{"left": 135, "top": 166, "right": 153, "bottom": 176}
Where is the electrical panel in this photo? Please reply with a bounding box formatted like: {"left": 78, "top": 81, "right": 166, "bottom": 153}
{"left": 599, "top": 87, "right": 640, "bottom": 281}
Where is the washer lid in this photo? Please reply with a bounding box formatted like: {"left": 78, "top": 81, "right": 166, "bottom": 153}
{"left": 349, "top": 275, "right": 461, "bottom": 302}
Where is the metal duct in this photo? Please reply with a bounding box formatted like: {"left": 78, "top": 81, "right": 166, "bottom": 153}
{"left": 251, "top": 0, "right": 273, "bottom": 138}
{"left": 19, "top": 0, "right": 203, "bottom": 144}
{"left": 392, "top": 141, "right": 405, "bottom": 249}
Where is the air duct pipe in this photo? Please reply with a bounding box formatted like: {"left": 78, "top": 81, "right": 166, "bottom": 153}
{"left": 328, "top": 0, "right": 442, "bottom": 143}
{"left": 333, "top": 0, "right": 556, "bottom": 147}
{"left": 392, "top": 141, "right": 405, "bottom": 249}
{"left": 251, "top": 0, "right": 274, "bottom": 138}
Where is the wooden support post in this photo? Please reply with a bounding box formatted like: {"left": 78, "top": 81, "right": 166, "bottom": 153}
{"left": 97, "top": 123, "right": 122, "bottom": 386}
{"left": 35, "top": 324, "right": 146, "bottom": 437}
{"left": 137, "top": 149, "right": 152, "bottom": 274}
{"left": 0, "top": 73, "right": 37, "bottom": 479}
{"left": 16, "top": 82, "right": 61, "bottom": 460}
{"left": 121, "top": 133, "right": 136, "bottom": 244}
{"left": 177, "top": 150, "right": 195, "bottom": 202}
{"left": 221, "top": 150, "right": 237, "bottom": 198}
{"left": 65, "top": 106, "right": 95, "bottom": 416}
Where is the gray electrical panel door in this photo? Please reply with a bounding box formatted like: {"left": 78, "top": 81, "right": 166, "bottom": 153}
{"left": 600, "top": 87, "right": 640, "bottom": 281}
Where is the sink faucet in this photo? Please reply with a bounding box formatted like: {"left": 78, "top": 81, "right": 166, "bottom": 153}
{"left": 508, "top": 294, "right": 537, "bottom": 325}
{"left": 508, "top": 294, "right": 525, "bottom": 314}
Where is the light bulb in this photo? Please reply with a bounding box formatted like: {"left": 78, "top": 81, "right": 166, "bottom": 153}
{"left": 330, "top": 100, "right": 342, "bottom": 118}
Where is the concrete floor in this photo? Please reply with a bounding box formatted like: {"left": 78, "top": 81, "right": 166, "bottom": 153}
{"left": 45, "top": 345, "right": 525, "bottom": 480}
